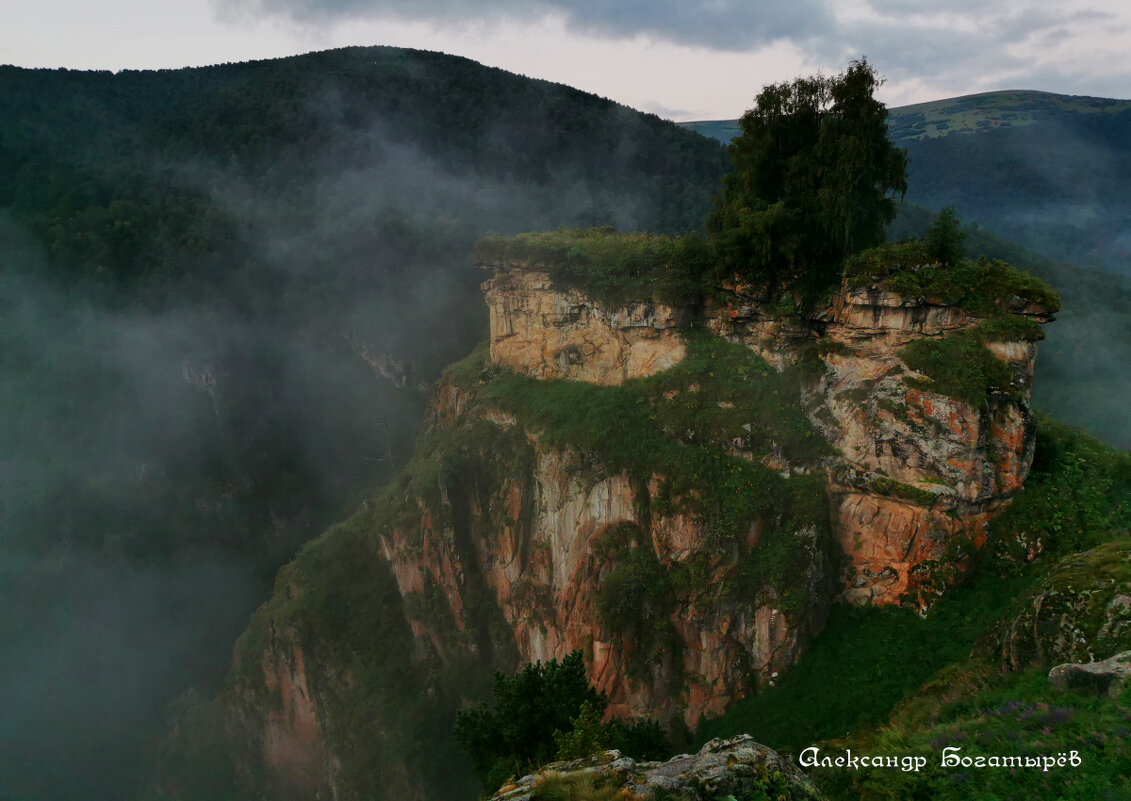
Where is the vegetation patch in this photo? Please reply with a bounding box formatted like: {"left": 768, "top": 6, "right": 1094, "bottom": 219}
{"left": 454, "top": 652, "right": 668, "bottom": 794}
{"left": 977, "top": 312, "right": 1046, "bottom": 342}
{"left": 593, "top": 525, "right": 685, "bottom": 683}
{"left": 900, "top": 326, "right": 1020, "bottom": 405}
{"left": 480, "top": 330, "right": 830, "bottom": 556}
{"left": 867, "top": 476, "right": 940, "bottom": 506}
{"left": 695, "top": 418, "right": 1131, "bottom": 800}
{"left": 531, "top": 772, "right": 624, "bottom": 801}
{"left": 815, "top": 663, "right": 1131, "bottom": 801}
{"left": 227, "top": 512, "right": 482, "bottom": 801}
{"left": 846, "top": 245, "right": 1059, "bottom": 316}
{"left": 474, "top": 227, "right": 711, "bottom": 306}
{"left": 989, "top": 416, "right": 1131, "bottom": 560}
{"left": 368, "top": 418, "right": 536, "bottom": 547}
{"left": 439, "top": 339, "right": 491, "bottom": 388}
{"left": 693, "top": 566, "right": 1036, "bottom": 755}
{"left": 983, "top": 539, "right": 1131, "bottom": 672}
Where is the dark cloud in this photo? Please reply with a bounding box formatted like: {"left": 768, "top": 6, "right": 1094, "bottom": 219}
{"left": 220, "top": 0, "right": 834, "bottom": 50}
{"left": 817, "top": 20, "right": 1022, "bottom": 91}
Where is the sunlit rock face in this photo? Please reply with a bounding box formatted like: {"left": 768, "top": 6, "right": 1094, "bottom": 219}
{"left": 483, "top": 268, "right": 692, "bottom": 385}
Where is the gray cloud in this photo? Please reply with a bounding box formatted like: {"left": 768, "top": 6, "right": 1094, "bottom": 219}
{"left": 219, "top": 0, "right": 834, "bottom": 50}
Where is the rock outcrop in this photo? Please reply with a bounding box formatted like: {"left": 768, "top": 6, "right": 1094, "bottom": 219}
{"left": 483, "top": 268, "right": 692, "bottom": 385}
{"left": 481, "top": 267, "right": 1050, "bottom": 607}
{"left": 1049, "top": 650, "right": 1131, "bottom": 698}
{"left": 488, "top": 736, "right": 821, "bottom": 801}
{"left": 985, "top": 540, "right": 1131, "bottom": 671}
{"left": 703, "top": 279, "right": 1050, "bottom": 606}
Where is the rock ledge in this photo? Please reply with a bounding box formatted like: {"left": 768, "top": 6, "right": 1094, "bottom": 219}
{"left": 489, "top": 735, "right": 821, "bottom": 801}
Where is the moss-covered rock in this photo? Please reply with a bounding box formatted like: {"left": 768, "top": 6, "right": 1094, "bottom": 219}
{"left": 489, "top": 735, "right": 822, "bottom": 801}
{"left": 983, "top": 539, "right": 1131, "bottom": 670}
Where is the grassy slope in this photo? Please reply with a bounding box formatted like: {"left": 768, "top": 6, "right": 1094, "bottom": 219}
{"left": 694, "top": 417, "right": 1131, "bottom": 799}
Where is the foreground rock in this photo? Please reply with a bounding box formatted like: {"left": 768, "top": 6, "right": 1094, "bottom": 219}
{"left": 1049, "top": 650, "right": 1131, "bottom": 698}
{"left": 489, "top": 736, "right": 821, "bottom": 801}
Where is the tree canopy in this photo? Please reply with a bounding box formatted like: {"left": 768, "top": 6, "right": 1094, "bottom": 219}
{"left": 706, "top": 59, "right": 908, "bottom": 297}
{"left": 452, "top": 651, "right": 668, "bottom": 793}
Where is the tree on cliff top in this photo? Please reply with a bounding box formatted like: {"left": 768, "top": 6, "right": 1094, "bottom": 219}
{"left": 707, "top": 59, "right": 908, "bottom": 298}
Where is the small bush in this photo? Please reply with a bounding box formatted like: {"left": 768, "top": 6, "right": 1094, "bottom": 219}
{"left": 924, "top": 205, "right": 965, "bottom": 265}
{"left": 532, "top": 772, "right": 623, "bottom": 801}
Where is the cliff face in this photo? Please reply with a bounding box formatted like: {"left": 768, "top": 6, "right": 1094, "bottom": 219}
{"left": 221, "top": 257, "right": 1052, "bottom": 800}
{"left": 377, "top": 406, "right": 830, "bottom": 728}
{"left": 484, "top": 268, "right": 691, "bottom": 385}
{"left": 703, "top": 280, "right": 1049, "bottom": 605}
{"left": 482, "top": 268, "right": 1048, "bottom": 607}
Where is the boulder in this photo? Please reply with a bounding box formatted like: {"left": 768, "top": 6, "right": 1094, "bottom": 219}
{"left": 1049, "top": 650, "right": 1131, "bottom": 698}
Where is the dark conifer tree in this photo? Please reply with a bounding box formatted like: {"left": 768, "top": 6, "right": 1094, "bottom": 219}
{"left": 707, "top": 59, "right": 908, "bottom": 298}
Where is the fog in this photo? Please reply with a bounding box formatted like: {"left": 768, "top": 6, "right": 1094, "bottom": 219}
{"left": 0, "top": 82, "right": 714, "bottom": 800}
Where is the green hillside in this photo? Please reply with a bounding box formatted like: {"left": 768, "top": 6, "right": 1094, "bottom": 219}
{"left": 887, "top": 89, "right": 1131, "bottom": 140}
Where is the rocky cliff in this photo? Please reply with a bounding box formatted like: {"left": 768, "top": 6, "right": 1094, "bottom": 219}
{"left": 702, "top": 276, "right": 1052, "bottom": 606}
{"left": 215, "top": 234, "right": 1057, "bottom": 801}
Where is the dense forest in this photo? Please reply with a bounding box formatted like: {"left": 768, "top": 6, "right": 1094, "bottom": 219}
{"left": 0, "top": 46, "right": 726, "bottom": 801}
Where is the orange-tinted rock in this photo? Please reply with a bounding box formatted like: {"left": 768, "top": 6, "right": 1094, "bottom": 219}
{"left": 483, "top": 268, "right": 691, "bottom": 384}
{"left": 705, "top": 275, "right": 1043, "bottom": 608}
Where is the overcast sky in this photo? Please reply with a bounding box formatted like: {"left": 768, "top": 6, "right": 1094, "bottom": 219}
{"left": 3, "top": 0, "right": 1129, "bottom": 120}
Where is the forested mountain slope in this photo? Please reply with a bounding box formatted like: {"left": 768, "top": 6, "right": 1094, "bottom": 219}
{"left": 0, "top": 46, "right": 726, "bottom": 801}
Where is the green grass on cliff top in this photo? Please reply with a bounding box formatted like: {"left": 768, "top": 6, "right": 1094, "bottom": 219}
{"left": 479, "top": 329, "right": 831, "bottom": 551}
{"left": 474, "top": 226, "right": 710, "bottom": 307}
{"left": 844, "top": 240, "right": 1060, "bottom": 315}
{"left": 477, "top": 227, "right": 1060, "bottom": 322}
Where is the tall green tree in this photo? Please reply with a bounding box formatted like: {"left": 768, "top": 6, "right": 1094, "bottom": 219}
{"left": 453, "top": 652, "right": 605, "bottom": 790}
{"left": 707, "top": 59, "right": 908, "bottom": 298}
{"left": 925, "top": 205, "right": 966, "bottom": 265}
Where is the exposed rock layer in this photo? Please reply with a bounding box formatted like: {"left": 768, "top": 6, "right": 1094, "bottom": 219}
{"left": 484, "top": 268, "right": 691, "bottom": 385}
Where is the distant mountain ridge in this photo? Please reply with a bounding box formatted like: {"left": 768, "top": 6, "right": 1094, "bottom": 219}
{"left": 681, "top": 89, "right": 1131, "bottom": 276}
